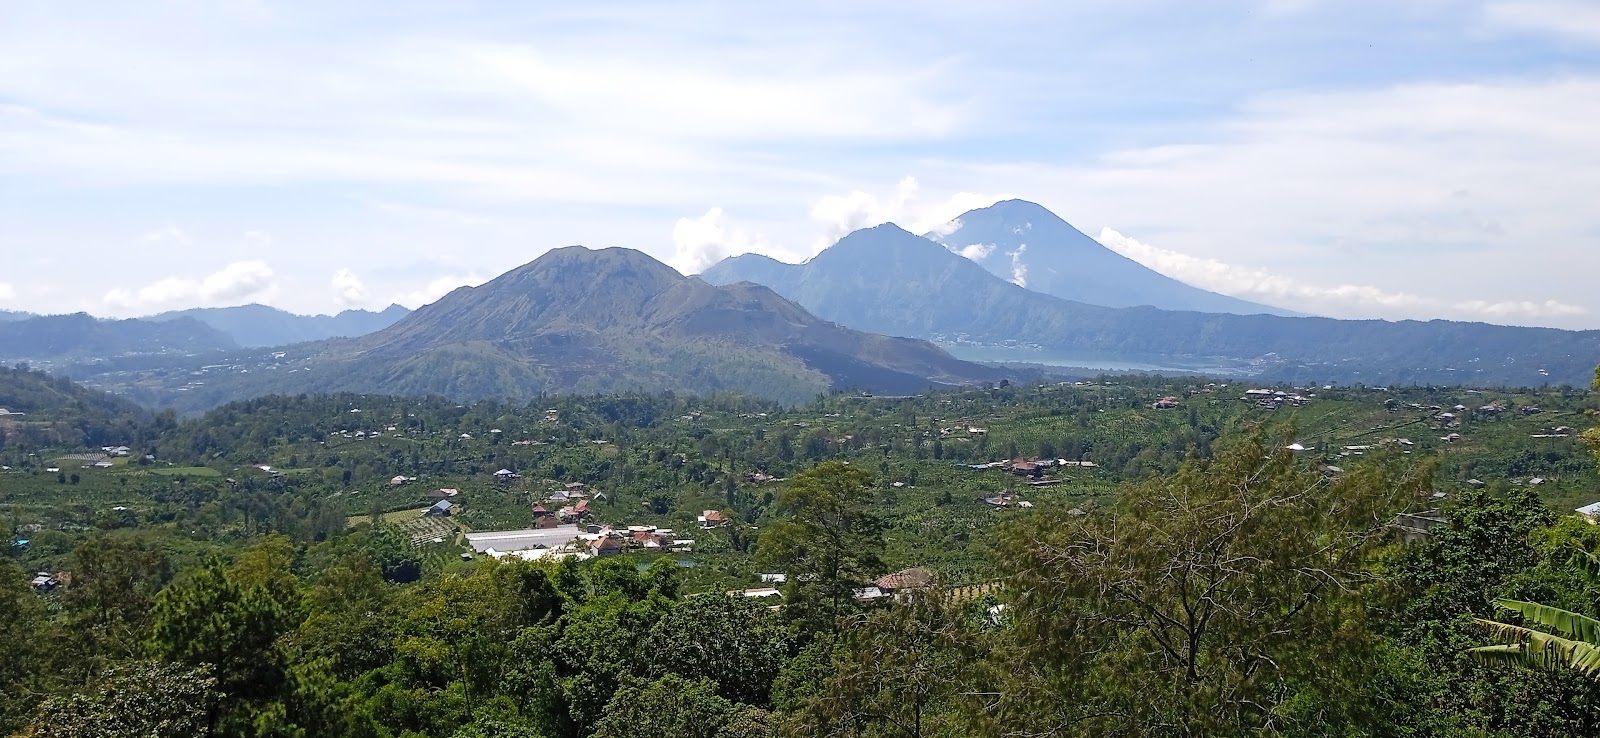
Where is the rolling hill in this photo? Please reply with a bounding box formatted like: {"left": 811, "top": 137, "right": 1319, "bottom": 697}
{"left": 147, "top": 303, "right": 410, "bottom": 347}
{"left": 929, "top": 199, "right": 1295, "bottom": 316}
{"left": 700, "top": 224, "right": 1600, "bottom": 387}
{"left": 0, "top": 313, "right": 236, "bottom": 362}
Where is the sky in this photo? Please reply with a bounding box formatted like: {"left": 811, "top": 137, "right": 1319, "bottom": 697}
{"left": 2, "top": 0, "right": 1599, "bottom": 328}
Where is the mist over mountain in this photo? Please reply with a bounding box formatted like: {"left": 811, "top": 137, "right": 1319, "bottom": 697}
{"left": 701, "top": 223, "right": 1600, "bottom": 387}
{"left": 147, "top": 303, "right": 410, "bottom": 347}
{"left": 930, "top": 199, "right": 1295, "bottom": 316}
{"left": 0, "top": 309, "right": 35, "bottom": 322}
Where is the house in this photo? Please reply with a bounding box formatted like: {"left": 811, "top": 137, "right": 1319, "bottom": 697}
{"left": 425, "top": 488, "right": 459, "bottom": 499}
{"left": 531, "top": 504, "right": 550, "bottom": 518}
{"left": 425, "top": 500, "right": 454, "bottom": 517}
{"left": 1151, "top": 396, "right": 1181, "bottom": 409}
{"left": 759, "top": 573, "right": 787, "bottom": 584}
{"left": 873, "top": 567, "right": 934, "bottom": 594}
{"left": 30, "top": 573, "right": 56, "bottom": 591}
{"left": 632, "top": 530, "right": 666, "bottom": 549}
{"left": 1392, "top": 510, "right": 1448, "bottom": 544}
{"left": 532, "top": 516, "right": 562, "bottom": 529}
{"left": 390, "top": 475, "right": 412, "bottom": 487}
{"left": 1578, "top": 502, "right": 1600, "bottom": 523}
{"left": 734, "top": 587, "right": 784, "bottom": 599}
{"left": 1006, "top": 459, "right": 1043, "bottom": 479}
{"left": 698, "top": 510, "right": 727, "bottom": 528}
{"left": 494, "top": 469, "right": 519, "bottom": 481}
{"left": 853, "top": 586, "right": 889, "bottom": 602}
{"left": 92, "top": 461, "right": 114, "bottom": 468}
{"left": 590, "top": 537, "right": 624, "bottom": 557}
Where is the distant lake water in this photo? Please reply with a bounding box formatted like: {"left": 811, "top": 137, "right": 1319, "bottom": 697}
{"left": 943, "top": 345, "right": 1246, "bottom": 375}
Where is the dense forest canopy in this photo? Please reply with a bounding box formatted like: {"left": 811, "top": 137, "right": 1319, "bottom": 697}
{"left": 3, "top": 365, "right": 1600, "bottom": 736}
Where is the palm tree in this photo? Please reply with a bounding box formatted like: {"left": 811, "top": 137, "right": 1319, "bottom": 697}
{"left": 1471, "top": 598, "right": 1600, "bottom": 678}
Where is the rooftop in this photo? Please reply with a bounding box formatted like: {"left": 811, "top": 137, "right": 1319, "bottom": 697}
{"left": 464, "top": 524, "right": 584, "bottom": 553}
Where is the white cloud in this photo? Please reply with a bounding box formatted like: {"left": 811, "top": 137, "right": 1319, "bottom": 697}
{"left": 392, "top": 274, "right": 487, "bottom": 309}
{"left": 0, "top": 283, "right": 15, "bottom": 302}
{"left": 1097, "top": 227, "right": 1588, "bottom": 322}
{"left": 1007, "top": 244, "right": 1029, "bottom": 287}
{"left": 1483, "top": 1, "right": 1600, "bottom": 42}
{"left": 810, "top": 177, "right": 1012, "bottom": 251}
{"left": 103, "top": 260, "right": 276, "bottom": 314}
{"left": 138, "top": 225, "right": 191, "bottom": 247}
{"left": 953, "top": 242, "right": 994, "bottom": 260}
{"left": 332, "top": 268, "right": 369, "bottom": 308}
{"left": 669, "top": 208, "right": 790, "bottom": 275}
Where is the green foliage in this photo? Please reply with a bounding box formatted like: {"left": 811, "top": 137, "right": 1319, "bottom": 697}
{"left": 978, "top": 432, "right": 1426, "bottom": 736}
{"left": 31, "top": 660, "right": 218, "bottom": 738}
{"left": 591, "top": 674, "right": 739, "bottom": 738}
{"left": 646, "top": 594, "right": 790, "bottom": 705}
{"left": 758, "top": 461, "right": 884, "bottom": 633}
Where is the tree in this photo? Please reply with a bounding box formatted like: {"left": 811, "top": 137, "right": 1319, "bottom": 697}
{"left": 1472, "top": 597, "right": 1600, "bottom": 677}
{"left": 977, "top": 432, "right": 1425, "bottom": 737}
{"left": 148, "top": 561, "right": 292, "bottom": 735}
{"left": 647, "top": 594, "right": 789, "bottom": 706}
{"left": 56, "top": 532, "right": 172, "bottom": 680}
{"left": 791, "top": 589, "right": 970, "bottom": 738}
{"left": 591, "top": 674, "right": 737, "bottom": 738}
{"left": 757, "top": 461, "right": 883, "bottom": 631}
{"left": 31, "top": 661, "right": 218, "bottom": 738}
{"left": 0, "top": 560, "right": 46, "bottom": 733}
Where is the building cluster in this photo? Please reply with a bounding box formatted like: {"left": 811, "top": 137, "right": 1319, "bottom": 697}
{"left": 465, "top": 522, "right": 695, "bottom": 562}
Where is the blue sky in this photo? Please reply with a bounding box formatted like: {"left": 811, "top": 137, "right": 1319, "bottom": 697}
{"left": 2, "top": 0, "right": 1599, "bottom": 327}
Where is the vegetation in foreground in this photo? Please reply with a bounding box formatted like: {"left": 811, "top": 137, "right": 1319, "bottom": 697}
{"left": 3, "top": 364, "right": 1600, "bottom": 736}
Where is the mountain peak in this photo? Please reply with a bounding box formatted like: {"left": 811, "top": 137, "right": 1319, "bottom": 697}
{"left": 935, "top": 200, "right": 1296, "bottom": 316}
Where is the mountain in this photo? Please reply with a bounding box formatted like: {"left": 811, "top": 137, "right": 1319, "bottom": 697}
{"left": 102, "top": 246, "right": 1005, "bottom": 410}
{"left": 0, "top": 309, "right": 35, "bottom": 322}
{"left": 148, "top": 303, "right": 410, "bottom": 347}
{"left": 0, "top": 313, "right": 236, "bottom": 362}
{"left": 930, "top": 199, "right": 1295, "bottom": 316}
{"left": 700, "top": 224, "right": 1600, "bottom": 387}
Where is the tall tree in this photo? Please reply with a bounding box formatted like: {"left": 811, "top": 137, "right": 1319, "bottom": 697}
{"left": 791, "top": 588, "right": 971, "bottom": 738}
{"left": 757, "top": 461, "right": 883, "bottom": 632}
{"left": 148, "top": 561, "right": 293, "bottom": 736}
{"left": 977, "top": 433, "right": 1425, "bottom": 737}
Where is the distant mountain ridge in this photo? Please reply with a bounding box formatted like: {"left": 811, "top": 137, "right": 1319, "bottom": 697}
{"left": 929, "top": 199, "right": 1296, "bottom": 316}
{"left": 0, "top": 313, "right": 236, "bottom": 362}
{"left": 148, "top": 303, "right": 410, "bottom": 347}
{"left": 103, "top": 246, "right": 1005, "bottom": 410}
{"left": 0, "top": 309, "right": 35, "bottom": 323}
{"left": 700, "top": 223, "right": 1600, "bottom": 387}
